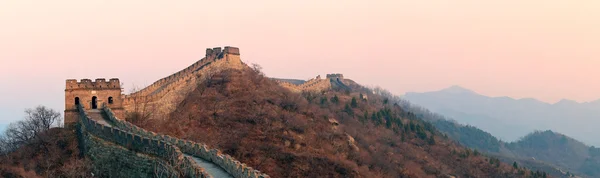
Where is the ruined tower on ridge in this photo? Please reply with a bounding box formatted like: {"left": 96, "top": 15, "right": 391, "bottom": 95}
{"left": 64, "top": 78, "right": 125, "bottom": 126}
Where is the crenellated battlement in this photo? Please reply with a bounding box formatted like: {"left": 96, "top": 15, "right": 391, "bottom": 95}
{"left": 66, "top": 78, "right": 121, "bottom": 90}
{"left": 326, "top": 73, "right": 344, "bottom": 79}
{"left": 64, "top": 46, "right": 267, "bottom": 177}
{"left": 224, "top": 46, "right": 240, "bottom": 55}
{"left": 205, "top": 46, "right": 240, "bottom": 60}
{"left": 101, "top": 106, "right": 269, "bottom": 178}
{"left": 65, "top": 78, "right": 124, "bottom": 125}
{"left": 66, "top": 46, "right": 245, "bottom": 125}
{"left": 276, "top": 73, "right": 346, "bottom": 93}
{"left": 76, "top": 105, "right": 209, "bottom": 177}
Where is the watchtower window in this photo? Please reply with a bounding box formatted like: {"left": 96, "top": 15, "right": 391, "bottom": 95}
{"left": 108, "top": 97, "right": 114, "bottom": 104}
{"left": 92, "top": 96, "right": 98, "bottom": 109}
{"left": 75, "top": 97, "right": 80, "bottom": 105}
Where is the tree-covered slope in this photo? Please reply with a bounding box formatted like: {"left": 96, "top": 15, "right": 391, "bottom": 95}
{"left": 129, "top": 67, "right": 534, "bottom": 178}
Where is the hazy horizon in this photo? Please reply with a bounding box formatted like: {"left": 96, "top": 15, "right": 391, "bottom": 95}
{"left": 1, "top": 0, "right": 599, "bottom": 125}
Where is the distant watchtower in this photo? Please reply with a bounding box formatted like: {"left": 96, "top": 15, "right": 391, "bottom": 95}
{"left": 326, "top": 74, "right": 344, "bottom": 81}
{"left": 64, "top": 78, "right": 124, "bottom": 126}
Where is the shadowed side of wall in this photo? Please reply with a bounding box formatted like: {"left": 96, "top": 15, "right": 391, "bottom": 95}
{"left": 122, "top": 46, "right": 247, "bottom": 117}
{"left": 103, "top": 106, "right": 270, "bottom": 178}
{"left": 76, "top": 105, "right": 209, "bottom": 178}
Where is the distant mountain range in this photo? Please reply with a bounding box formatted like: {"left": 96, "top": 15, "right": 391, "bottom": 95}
{"left": 403, "top": 85, "right": 600, "bottom": 147}
{"left": 505, "top": 130, "right": 600, "bottom": 177}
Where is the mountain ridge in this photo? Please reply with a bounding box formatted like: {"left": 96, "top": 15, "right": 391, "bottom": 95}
{"left": 405, "top": 85, "right": 598, "bottom": 105}
{"left": 403, "top": 85, "right": 600, "bottom": 146}
{"left": 392, "top": 96, "right": 595, "bottom": 177}
{"left": 117, "top": 55, "right": 535, "bottom": 177}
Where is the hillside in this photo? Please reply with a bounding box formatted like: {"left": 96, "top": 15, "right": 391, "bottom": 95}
{"left": 507, "top": 131, "right": 600, "bottom": 177}
{"left": 128, "top": 65, "right": 541, "bottom": 177}
{"left": 401, "top": 86, "right": 600, "bottom": 177}
{"left": 0, "top": 128, "right": 91, "bottom": 177}
{"left": 403, "top": 86, "right": 600, "bottom": 146}
{"left": 394, "top": 97, "right": 595, "bottom": 177}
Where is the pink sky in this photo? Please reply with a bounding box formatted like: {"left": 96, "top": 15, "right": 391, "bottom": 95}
{"left": 1, "top": 0, "right": 599, "bottom": 123}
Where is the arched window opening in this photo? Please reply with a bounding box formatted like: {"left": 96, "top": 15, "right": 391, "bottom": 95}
{"left": 92, "top": 96, "right": 98, "bottom": 109}
{"left": 75, "top": 97, "right": 80, "bottom": 105}
{"left": 108, "top": 97, "right": 114, "bottom": 104}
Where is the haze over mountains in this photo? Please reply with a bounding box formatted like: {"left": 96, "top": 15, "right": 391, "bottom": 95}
{"left": 403, "top": 85, "right": 600, "bottom": 147}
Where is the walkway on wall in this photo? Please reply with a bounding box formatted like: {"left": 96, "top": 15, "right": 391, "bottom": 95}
{"left": 84, "top": 108, "right": 234, "bottom": 178}
{"left": 86, "top": 110, "right": 111, "bottom": 126}
{"left": 186, "top": 154, "right": 233, "bottom": 178}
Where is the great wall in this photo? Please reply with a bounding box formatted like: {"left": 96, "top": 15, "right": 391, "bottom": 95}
{"left": 66, "top": 46, "right": 268, "bottom": 178}
{"left": 275, "top": 73, "right": 351, "bottom": 93}
{"left": 64, "top": 46, "right": 348, "bottom": 177}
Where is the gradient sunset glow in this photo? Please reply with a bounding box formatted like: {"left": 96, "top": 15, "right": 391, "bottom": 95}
{"left": 0, "top": 0, "right": 599, "bottom": 125}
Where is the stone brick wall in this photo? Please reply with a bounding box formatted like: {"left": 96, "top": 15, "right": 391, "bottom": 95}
{"left": 85, "top": 134, "right": 179, "bottom": 178}
{"left": 76, "top": 105, "right": 209, "bottom": 178}
{"left": 125, "top": 46, "right": 241, "bottom": 99}
{"left": 122, "top": 46, "right": 246, "bottom": 115}
{"left": 276, "top": 75, "right": 334, "bottom": 93}
{"left": 68, "top": 46, "right": 268, "bottom": 177}
{"left": 326, "top": 73, "right": 344, "bottom": 79}
{"left": 275, "top": 80, "right": 302, "bottom": 93}
{"left": 65, "top": 78, "right": 124, "bottom": 125}
{"left": 298, "top": 78, "right": 332, "bottom": 92}
{"left": 102, "top": 106, "right": 270, "bottom": 178}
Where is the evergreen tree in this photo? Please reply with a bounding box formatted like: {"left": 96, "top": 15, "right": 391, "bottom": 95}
{"left": 351, "top": 97, "right": 358, "bottom": 108}
{"left": 428, "top": 135, "right": 435, "bottom": 145}
{"left": 344, "top": 104, "right": 354, "bottom": 116}
{"left": 330, "top": 95, "right": 339, "bottom": 104}
{"left": 371, "top": 113, "right": 378, "bottom": 123}
{"left": 513, "top": 161, "right": 518, "bottom": 169}
{"left": 385, "top": 117, "right": 392, "bottom": 128}
{"left": 320, "top": 96, "right": 328, "bottom": 105}
{"left": 417, "top": 129, "right": 427, "bottom": 140}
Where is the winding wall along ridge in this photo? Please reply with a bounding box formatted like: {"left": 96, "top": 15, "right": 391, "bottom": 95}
{"left": 76, "top": 105, "right": 210, "bottom": 178}
{"left": 102, "top": 106, "right": 270, "bottom": 178}
{"left": 127, "top": 58, "right": 208, "bottom": 98}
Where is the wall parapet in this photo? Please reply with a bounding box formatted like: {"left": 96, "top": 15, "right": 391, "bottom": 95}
{"left": 126, "top": 46, "right": 240, "bottom": 101}
{"left": 275, "top": 75, "right": 333, "bottom": 93}
{"left": 77, "top": 105, "right": 209, "bottom": 178}
{"left": 66, "top": 78, "right": 121, "bottom": 90}
{"left": 102, "top": 105, "right": 270, "bottom": 178}
{"left": 326, "top": 73, "right": 344, "bottom": 79}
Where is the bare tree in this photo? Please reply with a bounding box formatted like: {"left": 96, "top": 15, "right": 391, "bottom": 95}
{"left": 0, "top": 134, "right": 15, "bottom": 156}
{"left": 127, "top": 85, "right": 154, "bottom": 127}
{"left": 251, "top": 63, "right": 263, "bottom": 76}
{"left": 0, "top": 106, "right": 62, "bottom": 154}
{"left": 25, "top": 106, "right": 62, "bottom": 131}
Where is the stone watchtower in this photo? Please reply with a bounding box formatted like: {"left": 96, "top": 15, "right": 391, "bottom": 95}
{"left": 64, "top": 78, "right": 125, "bottom": 126}
{"left": 326, "top": 74, "right": 344, "bottom": 81}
